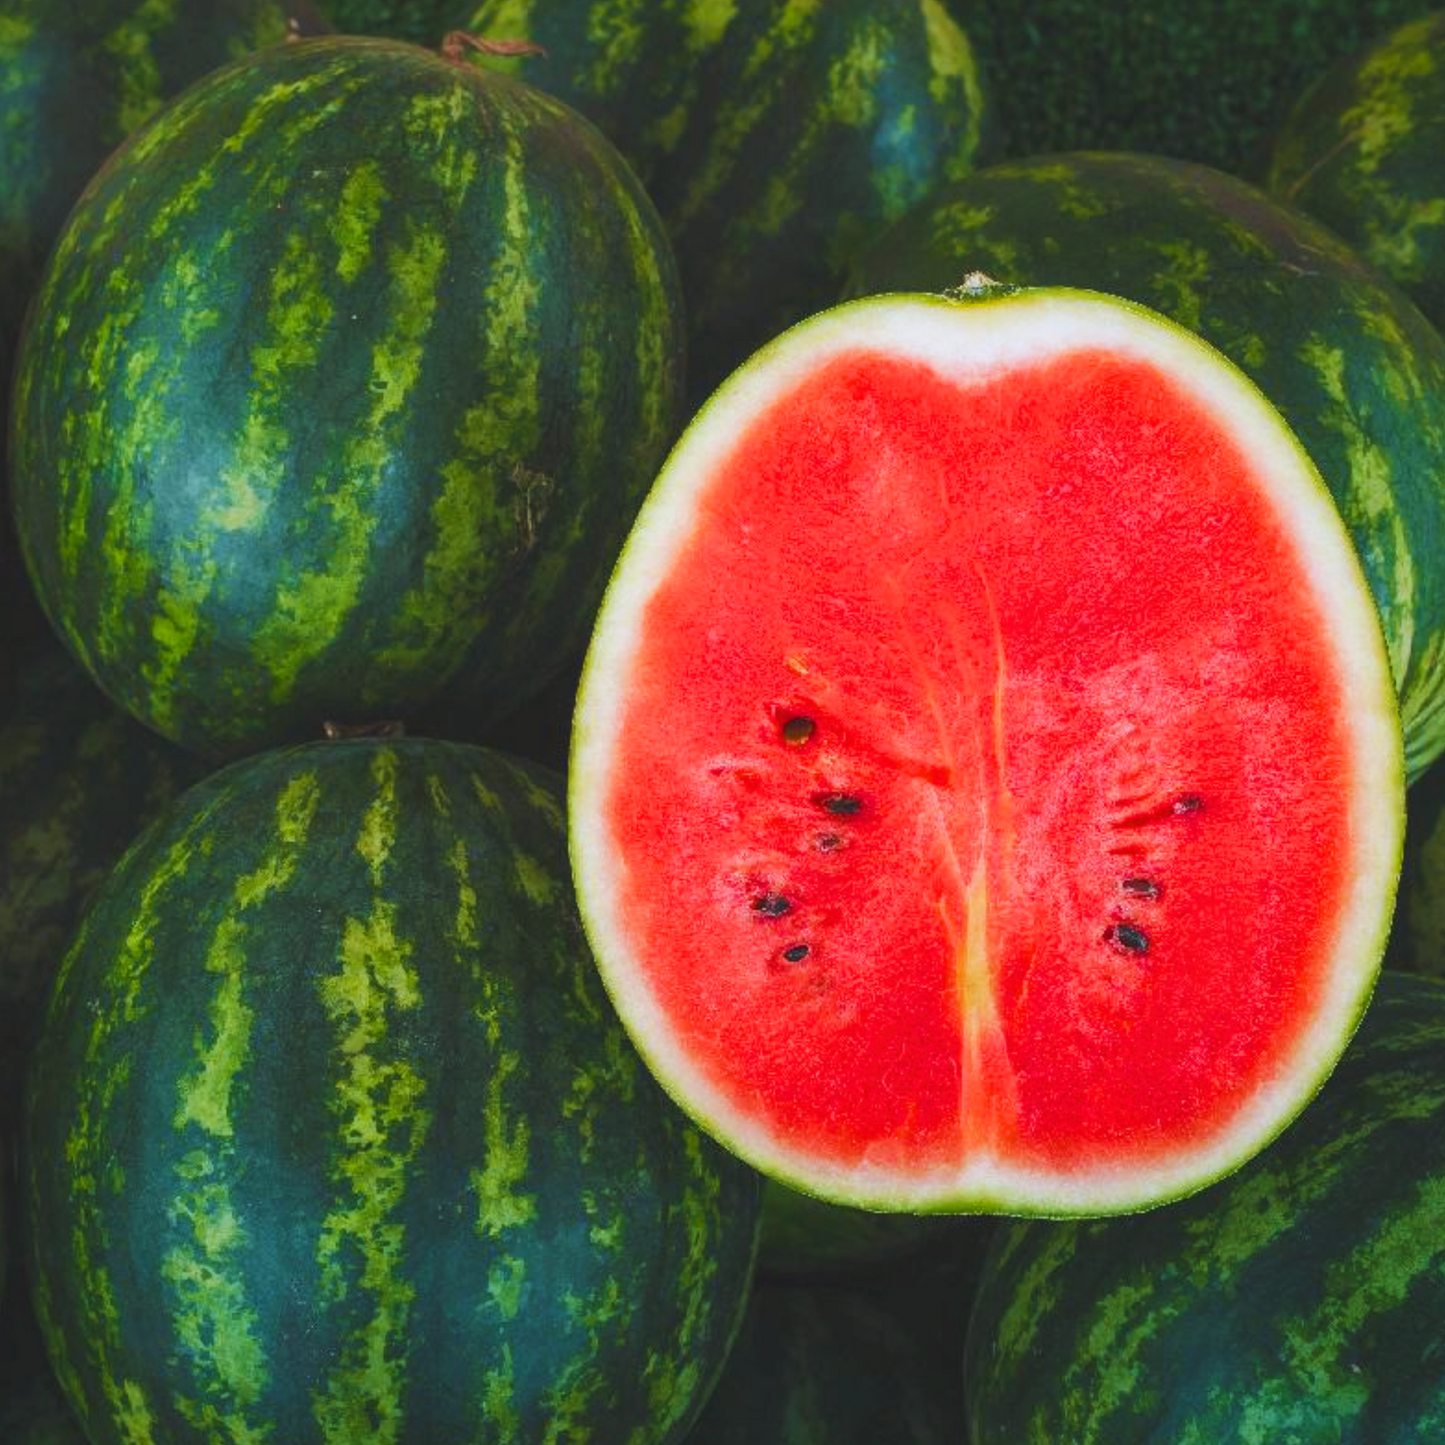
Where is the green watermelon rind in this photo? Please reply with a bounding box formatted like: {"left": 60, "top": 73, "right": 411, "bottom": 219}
{"left": 568, "top": 285, "right": 1404, "bottom": 1218}
{"left": 24, "top": 737, "right": 760, "bottom": 1444}
{"left": 458, "top": 0, "right": 994, "bottom": 398}
{"left": 10, "top": 35, "right": 685, "bottom": 761}
{"left": 963, "top": 969, "right": 1445, "bottom": 1442}
{"left": 1266, "top": 12, "right": 1445, "bottom": 337}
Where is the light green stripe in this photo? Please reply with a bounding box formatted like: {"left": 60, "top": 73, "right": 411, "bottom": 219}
{"left": 175, "top": 771, "right": 322, "bottom": 1136}
{"left": 921, "top": 0, "right": 986, "bottom": 155}
{"left": 470, "top": 1051, "right": 537, "bottom": 1237}
{"left": 575, "top": 0, "right": 651, "bottom": 96}
{"left": 333, "top": 161, "right": 388, "bottom": 285}
{"left": 163, "top": 1153, "right": 272, "bottom": 1442}
{"left": 356, "top": 749, "right": 398, "bottom": 886}
{"left": 53, "top": 801, "right": 222, "bottom": 1445}
{"left": 624, "top": 1128, "right": 718, "bottom": 1443}
{"left": 312, "top": 750, "right": 427, "bottom": 1445}
{"left": 372, "top": 95, "right": 535, "bottom": 686}
{"left": 1297, "top": 334, "right": 1416, "bottom": 698}
{"left": 679, "top": 0, "right": 738, "bottom": 52}
{"left": 672, "top": 0, "right": 823, "bottom": 233}
{"left": 100, "top": 0, "right": 181, "bottom": 139}
{"left": 480, "top": 1344, "right": 522, "bottom": 1437}
{"left": 255, "top": 198, "right": 448, "bottom": 705}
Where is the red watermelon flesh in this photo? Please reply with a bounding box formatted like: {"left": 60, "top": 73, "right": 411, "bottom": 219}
{"left": 570, "top": 288, "right": 1403, "bottom": 1216}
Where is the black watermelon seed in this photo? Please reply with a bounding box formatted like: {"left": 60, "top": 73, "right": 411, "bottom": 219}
{"left": 817, "top": 793, "right": 862, "bottom": 815}
{"left": 782, "top": 944, "right": 810, "bottom": 963}
{"left": 1121, "top": 877, "right": 1161, "bottom": 900}
{"left": 1106, "top": 923, "right": 1149, "bottom": 954}
{"left": 782, "top": 716, "right": 816, "bottom": 745}
{"left": 753, "top": 893, "right": 792, "bottom": 918}
{"left": 1173, "top": 794, "right": 1203, "bottom": 815}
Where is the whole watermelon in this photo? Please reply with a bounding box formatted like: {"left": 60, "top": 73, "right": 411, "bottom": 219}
{"left": 848, "top": 150, "right": 1445, "bottom": 783}
{"left": 10, "top": 35, "right": 686, "bottom": 761}
{"left": 1267, "top": 10, "right": 1445, "bottom": 336}
{"left": 461, "top": 0, "right": 993, "bottom": 398}
{"left": 0, "top": 0, "right": 328, "bottom": 348}
{"left": 965, "top": 969, "right": 1445, "bottom": 1443}
{"left": 24, "top": 736, "right": 760, "bottom": 1445}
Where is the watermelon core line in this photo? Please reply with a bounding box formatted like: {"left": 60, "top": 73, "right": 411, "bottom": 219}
{"left": 604, "top": 343, "right": 1352, "bottom": 1183}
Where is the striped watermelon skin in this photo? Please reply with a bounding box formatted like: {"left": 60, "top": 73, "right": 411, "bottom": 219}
{"left": 1268, "top": 12, "right": 1445, "bottom": 337}
{"left": 11, "top": 35, "right": 686, "bottom": 761}
{"left": 0, "top": 631, "right": 211, "bottom": 1134}
{"left": 461, "top": 0, "right": 993, "bottom": 398}
{"left": 848, "top": 150, "right": 1445, "bottom": 782}
{"left": 964, "top": 970, "right": 1445, "bottom": 1444}
{"left": 0, "top": 0, "right": 327, "bottom": 346}
{"left": 23, "top": 737, "right": 760, "bottom": 1445}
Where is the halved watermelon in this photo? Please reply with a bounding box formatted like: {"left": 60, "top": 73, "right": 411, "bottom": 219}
{"left": 568, "top": 284, "right": 1404, "bottom": 1217}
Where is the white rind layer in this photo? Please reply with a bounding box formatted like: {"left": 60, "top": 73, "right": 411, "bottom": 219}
{"left": 568, "top": 287, "right": 1405, "bottom": 1217}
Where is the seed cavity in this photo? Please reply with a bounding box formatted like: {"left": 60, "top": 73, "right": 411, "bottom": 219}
{"left": 814, "top": 833, "right": 844, "bottom": 852}
{"left": 1173, "top": 794, "right": 1203, "bottom": 815}
{"left": 1121, "top": 877, "right": 1161, "bottom": 900}
{"left": 782, "top": 716, "right": 816, "bottom": 745}
{"left": 816, "top": 792, "right": 862, "bottom": 816}
{"left": 752, "top": 893, "right": 792, "bottom": 918}
{"left": 1105, "top": 922, "right": 1149, "bottom": 955}
{"left": 782, "top": 944, "right": 810, "bottom": 963}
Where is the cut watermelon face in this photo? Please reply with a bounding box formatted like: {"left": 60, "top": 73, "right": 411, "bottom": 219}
{"left": 569, "top": 287, "right": 1404, "bottom": 1216}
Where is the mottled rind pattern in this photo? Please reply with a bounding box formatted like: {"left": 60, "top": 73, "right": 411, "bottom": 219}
{"left": 1268, "top": 12, "right": 1445, "bottom": 337}
{"left": 848, "top": 151, "right": 1445, "bottom": 780}
{"left": 12, "top": 36, "right": 686, "bottom": 760}
{"left": 463, "top": 0, "right": 993, "bottom": 396}
{"left": 965, "top": 971, "right": 1445, "bottom": 1444}
{"left": 24, "top": 738, "right": 760, "bottom": 1445}
{"left": 0, "top": 0, "right": 326, "bottom": 347}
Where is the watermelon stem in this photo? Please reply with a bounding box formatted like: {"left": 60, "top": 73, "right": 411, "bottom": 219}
{"left": 321, "top": 720, "right": 407, "bottom": 740}
{"left": 440, "top": 30, "right": 548, "bottom": 65}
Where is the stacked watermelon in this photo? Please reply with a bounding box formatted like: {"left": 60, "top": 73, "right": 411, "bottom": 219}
{"left": 10, "top": 0, "right": 1445, "bottom": 1442}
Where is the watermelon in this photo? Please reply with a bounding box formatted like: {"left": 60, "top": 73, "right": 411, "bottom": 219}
{"left": 0, "top": 632, "right": 212, "bottom": 1133}
{"left": 460, "top": 0, "right": 993, "bottom": 399}
{"left": 568, "top": 283, "right": 1403, "bottom": 1218}
{"left": 965, "top": 969, "right": 1445, "bottom": 1442}
{"left": 848, "top": 150, "right": 1445, "bottom": 783}
{"left": 24, "top": 736, "right": 760, "bottom": 1444}
{"left": 0, "top": 0, "right": 328, "bottom": 349}
{"left": 684, "top": 1281, "right": 956, "bottom": 1445}
{"left": 10, "top": 34, "right": 685, "bottom": 761}
{"left": 1267, "top": 11, "right": 1445, "bottom": 336}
